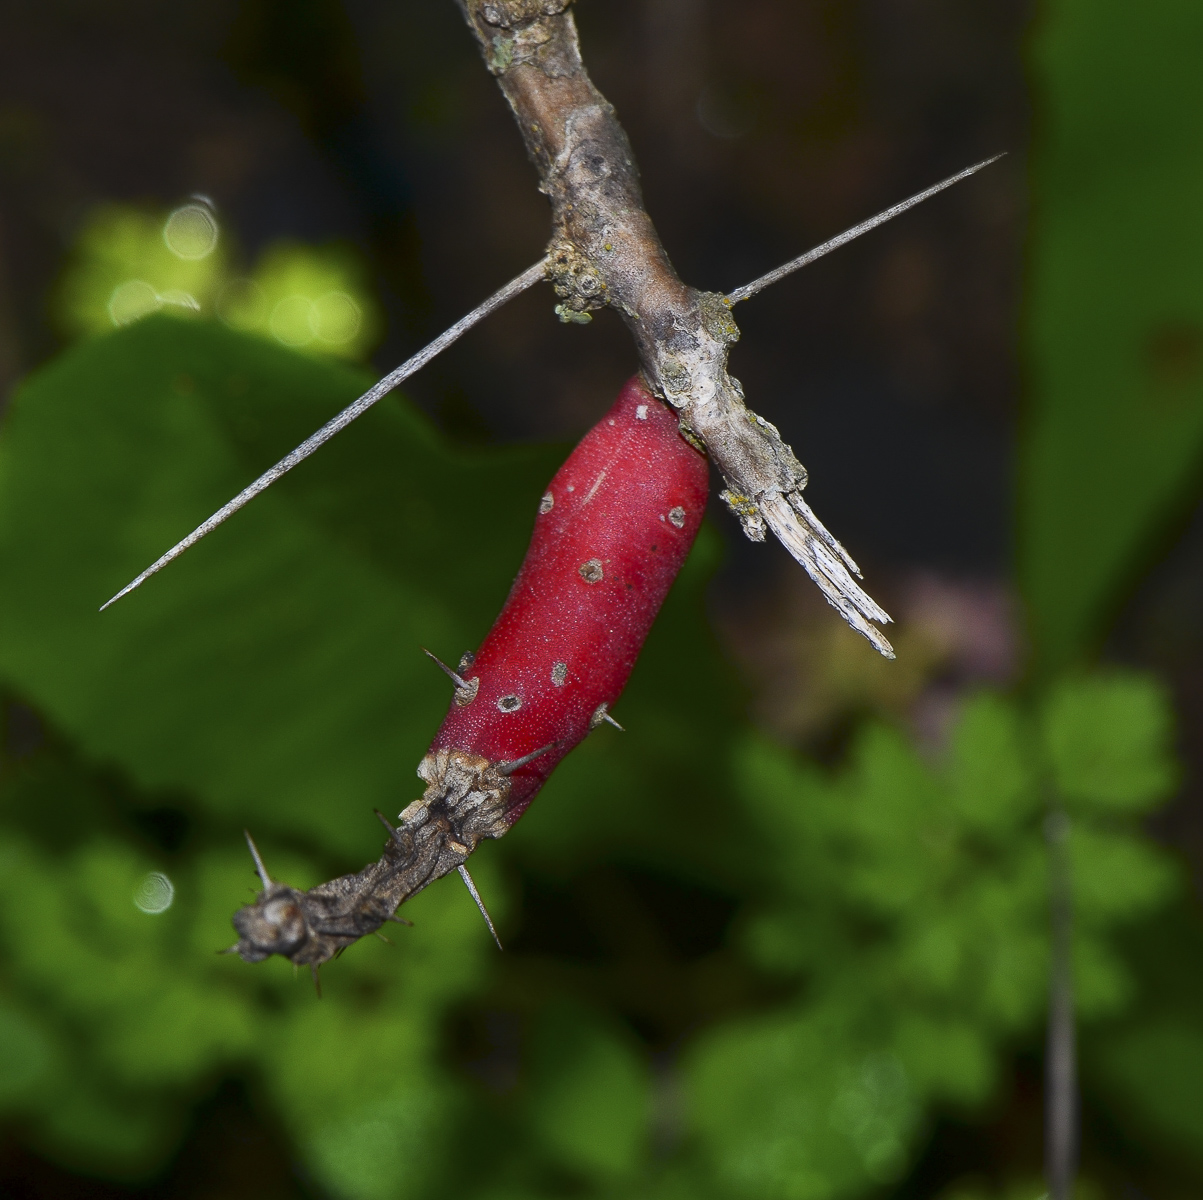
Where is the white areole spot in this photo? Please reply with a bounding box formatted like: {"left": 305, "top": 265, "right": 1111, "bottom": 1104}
{"left": 578, "top": 558, "right": 604, "bottom": 583}
{"left": 668, "top": 506, "right": 686, "bottom": 528}
{"left": 551, "top": 662, "right": 568, "bottom": 685}
{"left": 635, "top": 404, "right": 648, "bottom": 420}
{"left": 539, "top": 492, "right": 554, "bottom": 514}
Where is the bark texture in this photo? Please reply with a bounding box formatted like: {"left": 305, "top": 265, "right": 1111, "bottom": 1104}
{"left": 230, "top": 750, "right": 512, "bottom": 969}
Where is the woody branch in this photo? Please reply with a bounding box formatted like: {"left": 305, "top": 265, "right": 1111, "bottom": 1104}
{"left": 456, "top": 0, "right": 895, "bottom": 657}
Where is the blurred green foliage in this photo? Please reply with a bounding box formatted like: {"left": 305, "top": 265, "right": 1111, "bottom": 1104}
{"left": 687, "top": 681, "right": 1177, "bottom": 1200}
{"left": 1022, "top": 0, "right": 1203, "bottom": 672}
{"left": 0, "top": 313, "right": 1197, "bottom": 1200}
{"left": 57, "top": 204, "right": 379, "bottom": 360}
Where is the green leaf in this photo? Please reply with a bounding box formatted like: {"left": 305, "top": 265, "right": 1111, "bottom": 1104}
{"left": 947, "top": 693, "right": 1038, "bottom": 838}
{"left": 892, "top": 1013, "right": 994, "bottom": 1107}
{"left": 1070, "top": 825, "right": 1180, "bottom": 925}
{"left": 0, "top": 1000, "right": 58, "bottom": 1108}
{"left": 1041, "top": 673, "right": 1177, "bottom": 812}
{"left": 524, "top": 1002, "right": 652, "bottom": 1179}
{"left": 1022, "top": 0, "right": 1203, "bottom": 670}
{"left": 730, "top": 733, "right": 838, "bottom": 894}
{"left": 306, "top": 1085, "right": 452, "bottom": 1200}
{"left": 712, "top": 679, "right": 1182, "bottom": 1196}
{"left": 686, "top": 1006, "right": 919, "bottom": 1200}
{"left": 841, "top": 724, "right": 949, "bottom": 918}
{"left": 0, "top": 317, "right": 560, "bottom": 860}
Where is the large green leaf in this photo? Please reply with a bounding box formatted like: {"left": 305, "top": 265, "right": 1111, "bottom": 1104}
{"left": 1022, "top": 0, "right": 1203, "bottom": 670}
{"left": 0, "top": 316, "right": 560, "bottom": 858}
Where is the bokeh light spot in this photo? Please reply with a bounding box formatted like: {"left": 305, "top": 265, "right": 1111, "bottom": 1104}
{"left": 270, "top": 295, "right": 316, "bottom": 347}
{"left": 158, "top": 289, "right": 200, "bottom": 313}
{"left": 133, "top": 871, "right": 175, "bottom": 915}
{"left": 107, "top": 280, "right": 161, "bottom": 326}
{"left": 163, "top": 203, "right": 219, "bottom": 260}
{"left": 311, "top": 291, "right": 362, "bottom": 345}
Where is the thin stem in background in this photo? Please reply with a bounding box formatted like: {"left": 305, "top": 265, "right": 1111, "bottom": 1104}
{"left": 1045, "top": 805, "right": 1077, "bottom": 1200}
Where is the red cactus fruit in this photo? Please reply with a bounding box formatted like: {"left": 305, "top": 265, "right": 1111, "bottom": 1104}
{"left": 230, "top": 374, "right": 708, "bottom": 969}
{"left": 419, "top": 373, "right": 709, "bottom": 828}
